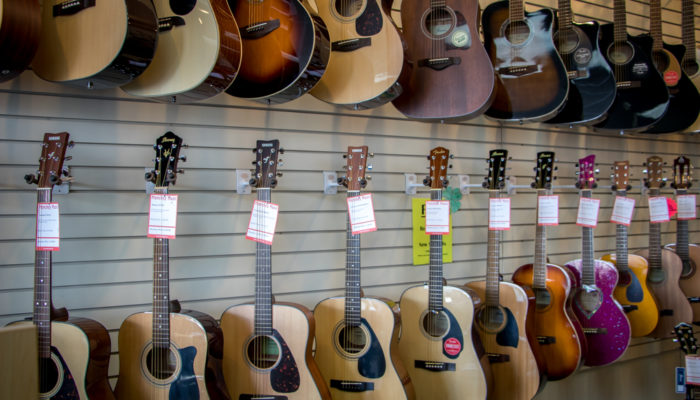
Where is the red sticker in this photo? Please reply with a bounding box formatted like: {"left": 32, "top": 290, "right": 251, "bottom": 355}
{"left": 444, "top": 337, "right": 462, "bottom": 356}
{"left": 664, "top": 70, "right": 680, "bottom": 86}
{"left": 668, "top": 197, "right": 678, "bottom": 218}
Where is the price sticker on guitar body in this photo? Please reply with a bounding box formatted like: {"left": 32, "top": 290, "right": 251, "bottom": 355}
{"left": 610, "top": 196, "right": 636, "bottom": 226}
{"left": 576, "top": 197, "right": 600, "bottom": 228}
{"left": 425, "top": 200, "right": 450, "bottom": 235}
{"left": 148, "top": 194, "right": 178, "bottom": 239}
{"left": 347, "top": 193, "right": 377, "bottom": 234}
{"left": 489, "top": 198, "right": 511, "bottom": 230}
{"left": 36, "top": 202, "right": 60, "bottom": 251}
{"left": 677, "top": 194, "right": 697, "bottom": 220}
{"left": 649, "top": 196, "right": 671, "bottom": 223}
{"left": 246, "top": 200, "right": 280, "bottom": 244}
{"left": 537, "top": 195, "right": 559, "bottom": 226}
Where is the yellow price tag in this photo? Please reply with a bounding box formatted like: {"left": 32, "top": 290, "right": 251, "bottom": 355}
{"left": 412, "top": 197, "right": 452, "bottom": 265}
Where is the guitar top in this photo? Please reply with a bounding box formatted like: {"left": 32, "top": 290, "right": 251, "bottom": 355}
{"left": 0, "top": 0, "right": 41, "bottom": 82}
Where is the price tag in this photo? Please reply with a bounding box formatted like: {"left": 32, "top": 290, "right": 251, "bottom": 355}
{"left": 36, "top": 202, "right": 60, "bottom": 251}
{"left": 347, "top": 193, "right": 377, "bottom": 234}
{"left": 148, "top": 194, "right": 179, "bottom": 239}
{"left": 686, "top": 355, "right": 700, "bottom": 386}
{"left": 677, "top": 194, "right": 697, "bottom": 220}
{"left": 610, "top": 196, "right": 636, "bottom": 226}
{"left": 576, "top": 197, "right": 600, "bottom": 228}
{"left": 489, "top": 198, "right": 511, "bottom": 230}
{"left": 425, "top": 200, "right": 450, "bottom": 235}
{"left": 246, "top": 200, "right": 280, "bottom": 244}
{"left": 649, "top": 196, "right": 670, "bottom": 223}
{"left": 537, "top": 195, "right": 559, "bottom": 226}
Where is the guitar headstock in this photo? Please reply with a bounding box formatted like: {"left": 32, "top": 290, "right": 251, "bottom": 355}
{"left": 643, "top": 156, "right": 666, "bottom": 190}
{"left": 425, "top": 146, "right": 451, "bottom": 189}
{"left": 575, "top": 155, "right": 597, "bottom": 190}
{"left": 25, "top": 132, "right": 72, "bottom": 189}
{"left": 341, "top": 146, "right": 369, "bottom": 191}
{"left": 533, "top": 151, "right": 555, "bottom": 190}
{"left": 672, "top": 156, "right": 692, "bottom": 190}
{"left": 146, "top": 131, "right": 185, "bottom": 187}
{"left": 674, "top": 322, "right": 698, "bottom": 355}
{"left": 251, "top": 140, "right": 282, "bottom": 189}
{"left": 611, "top": 160, "right": 631, "bottom": 192}
{"left": 483, "top": 149, "right": 508, "bottom": 190}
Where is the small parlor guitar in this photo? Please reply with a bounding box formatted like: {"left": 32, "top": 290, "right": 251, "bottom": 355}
{"left": 390, "top": 0, "right": 494, "bottom": 121}
{"left": 32, "top": 0, "right": 158, "bottom": 89}
{"left": 543, "top": 0, "right": 616, "bottom": 125}
{"left": 601, "top": 161, "right": 659, "bottom": 337}
{"left": 680, "top": 0, "right": 700, "bottom": 133}
{"left": 122, "top": 0, "right": 242, "bottom": 103}
{"left": 10, "top": 132, "right": 114, "bottom": 399}
{"left": 636, "top": 156, "right": 693, "bottom": 338}
{"left": 564, "top": 155, "right": 631, "bottom": 366}
{"left": 0, "top": 0, "right": 41, "bottom": 82}
{"left": 665, "top": 156, "right": 700, "bottom": 323}
{"left": 594, "top": 0, "right": 669, "bottom": 132}
{"left": 512, "top": 151, "right": 584, "bottom": 381}
{"left": 481, "top": 0, "right": 569, "bottom": 121}
{"left": 220, "top": 140, "right": 331, "bottom": 399}
{"left": 314, "top": 146, "right": 414, "bottom": 399}
{"left": 225, "top": 0, "right": 330, "bottom": 104}
{"left": 466, "top": 149, "right": 540, "bottom": 400}
{"left": 115, "top": 132, "right": 227, "bottom": 399}
{"left": 398, "top": 147, "right": 488, "bottom": 400}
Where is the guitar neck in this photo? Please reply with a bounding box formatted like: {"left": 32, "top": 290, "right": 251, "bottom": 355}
{"left": 345, "top": 190, "right": 362, "bottom": 327}
{"left": 428, "top": 189, "right": 444, "bottom": 311}
{"left": 485, "top": 190, "right": 501, "bottom": 306}
{"left": 614, "top": 191, "right": 630, "bottom": 272}
{"left": 649, "top": 0, "right": 663, "bottom": 51}
{"left": 509, "top": 0, "right": 525, "bottom": 22}
{"left": 647, "top": 188, "right": 663, "bottom": 269}
{"left": 581, "top": 190, "right": 596, "bottom": 286}
{"left": 532, "top": 190, "right": 548, "bottom": 289}
{"left": 34, "top": 188, "right": 53, "bottom": 359}
{"left": 676, "top": 189, "right": 690, "bottom": 262}
{"left": 613, "top": 0, "right": 628, "bottom": 43}
{"left": 681, "top": 0, "right": 696, "bottom": 64}
{"left": 255, "top": 188, "right": 273, "bottom": 336}
{"left": 557, "top": 0, "right": 573, "bottom": 32}
{"left": 152, "top": 187, "right": 171, "bottom": 350}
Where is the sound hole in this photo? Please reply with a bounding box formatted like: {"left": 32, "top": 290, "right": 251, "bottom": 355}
{"left": 618, "top": 270, "right": 632, "bottom": 286}
{"left": 683, "top": 59, "right": 699, "bottom": 76}
{"left": 424, "top": 8, "right": 454, "bottom": 38}
{"left": 146, "top": 346, "right": 177, "bottom": 380}
{"left": 247, "top": 335, "right": 281, "bottom": 369}
{"left": 338, "top": 324, "right": 368, "bottom": 354}
{"left": 422, "top": 310, "right": 449, "bottom": 337}
{"left": 652, "top": 50, "right": 670, "bottom": 73}
{"left": 682, "top": 259, "right": 697, "bottom": 278}
{"left": 170, "top": 0, "right": 196, "bottom": 15}
{"left": 554, "top": 29, "right": 580, "bottom": 54}
{"left": 504, "top": 20, "right": 530, "bottom": 45}
{"left": 39, "top": 356, "right": 60, "bottom": 395}
{"left": 335, "top": 0, "right": 363, "bottom": 18}
{"left": 607, "top": 42, "right": 634, "bottom": 65}
{"left": 477, "top": 305, "right": 506, "bottom": 333}
{"left": 647, "top": 267, "right": 666, "bottom": 284}
{"left": 534, "top": 288, "right": 552, "bottom": 310}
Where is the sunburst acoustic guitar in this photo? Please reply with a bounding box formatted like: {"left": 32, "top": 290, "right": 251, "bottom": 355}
{"left": 0, "top": 0, "right": 41, "bottom": 83}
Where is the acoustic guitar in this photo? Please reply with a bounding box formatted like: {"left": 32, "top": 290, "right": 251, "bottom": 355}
{"left": 122, "top": 0, "right": 242, "bottom": 104}
{"left": 665, "top": 156, "right": 700, "bottom": 324}
{"left": 636, "top": 156, "right": 693, "bottom": 338}
{"left": 10, "top": 132, "right": 114, "bottom": 399}
{"left": 481, "top": 0, "right": 569, "bottom": 121}
{"left": 680, "top": 0, "right": 700, "bottom": 133}
{"left": 115, "top": 132, "right": 228, "bottom": 399}
{"left": 512, "top": 151, "right": 584, "bottom": 381}
{"left": 224, "top": 0, "right": 330, "bottom": 104}
{"left": 594, "top": 0, "right": 669, "bottom": 132}
{"left": 0, "top": 0, "right": 40, "bottom": 82}
{"left": 601, "top": 161, "right": 659, "bottom": 337}
{"left": 309, "top": 0, "right": 403, "bottom": 109}
{"left": 32, "top": 0, "right": 158, "bottom": 90}
{"left": 398, "top": 146, "right": 488, "bottom": 400}
{"left": 564, "top": 154, "right": 631, "bottom": 366}
{"left": 642, "top": 0, "right": 700, "bottom": 133}
{"left": 390, "top": 0, "right": 494, "bottom": 120}
{"left": 220, "top": 140, "right": 331, "bottom": 399}
{"left": 314, "top": 146, "right": 414, "bottom": 399}
{"left": 466, "top": 149, "right": 540, "bottom": 400}
{"left": 543, "top": 0, "right": 616, "bottom": 125}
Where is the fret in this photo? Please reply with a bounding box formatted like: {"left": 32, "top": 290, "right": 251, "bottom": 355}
{"left": 676, "top": 188, "right": 691, "bottom": 263}
{"left": 485, "top": 190, "right": 501, "bottom": 306}
{"left": 613, "top": 0, "right": 628, "bottom": 44}
{"left": 581, "top": 190, "right": 596, "bottom": 286}
{"left": 615, "top": 191, "right": 630, "bottom": 272}
{"left": 35, "top": 188, "right": 53, "bottom": 359}
{"left": 557, "top": 0, "right": 573, "bottom": 33}
{"left": 345, "top": 190, "right": 362, "bottom": 327}
{"left": 428, "top": 189, "right": 444, "bottom": 312}
{"left": 151, "top": 187, "right": 171, "bottom": 349}
{"left": 649, "top": 0, "right": 663, "bottom": 51}
{"left": 681, "top": 0, "right": 696, "bottom": 64}
{"left": 647, "top": 188, "right": 663, "bottom": 269}
{"left": 509, "top": 0, "right": 525, "bottom": 22}
{"left": 255, "top": 188, "right": 273, "bottom": 336}
{"left": 533, "top": 189, "right": 548, "bottom": 289}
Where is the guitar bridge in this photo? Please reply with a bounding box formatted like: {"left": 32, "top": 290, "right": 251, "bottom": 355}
{"left": 497, "top": 65, "right": 541, "bottom": 77}
{"left": 414, "top": 360, "right": 456, "bottom": 371}
{"left": 330, "top": 380, "right": 374, "bottom": 392}
{"left": 622, "top": 304, "right": 638, "bottom": 313}
{"left": 53, "top": 0, "right": 95, "bottom": 17}
{"left": 332, "top": 38, "right": 371, "bottom": 52}
{"left": 616, "top": 81, "right": 641, "bottom": 89}
{"left": 487, "top": 353, "right": 510, "bottom": 363}
{"left": 688, "top": 297, "right": 700, "bottom": 303}
{"left": 239, "top": 395, "right": 288, "bottom": 400}
{"left": 417, "top": 57, "right": 461, "bottom": 71}
{"left": 242, "top": 20, "right": 281, "bottom": 39}
{"left": 583, "top": 327, "right": 608, "bottom": 335}
{"left": 158, "top": 17, "right": 186, "bottom": 32}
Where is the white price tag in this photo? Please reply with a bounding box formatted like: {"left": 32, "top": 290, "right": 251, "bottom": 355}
{"left": 246, "top": 200, "right": 280, "bottom": 244}
{"left": 537, "top": 195, "right": 559, "bottom": 226}
{"left": 425, "top": 200, "right": 450, "bottom": 235}
{"left": 576, "top": 197, "right": 600, "bottom": 228}
{"left": 678, "top": 195, "right": 697, "bottom": 220}
{"left": 36, "top": 203, "right": 60, "bottom": 251}
{"left": 610, "top": 196, "right": 636, "bottom": 226}
{"left": 347, "top": 194, "right": 377, "bottom": 234}
{"left": 148, "top": 194, "right": 179, "bottom": 239}
{"left": 649, "top": 196, "right": 670, "bottom": 223}
{"left": 686, "top": 355, "right": 700, "bottom": 386}
{"left": 489, "top": 198, "right": 511, "bottom": 230}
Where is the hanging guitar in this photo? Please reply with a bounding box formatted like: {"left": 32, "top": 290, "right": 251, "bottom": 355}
{"left": 674, "top": 322, "right": 700, "bottom": 399}
{"left": 680, "top": 0, "right": 700, "bottom": 133}
{"left": 0, "top": 0, "right": 41, "bottom": 82}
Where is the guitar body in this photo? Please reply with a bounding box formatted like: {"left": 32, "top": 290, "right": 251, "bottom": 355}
{"left": 220, "top": 303, "right": 330, "bottom": 399}
{"left": 0, "top": 0, "right": 41, "bottom": 82}
{"left": 685, "top": 48, "right": 700, "bottom": 132}
{"left": 397, "top": 284, "right": 486, "bottom": 400}
{"left": 32, "top": 0, "right": 158, "bottom": 89}
{"left": 594, "top": 25, "right": 670, "bottom": 132}
{"left": 564, "top": 259, "right": 631, "bottom": 366}
{"left": 601, "top": 254, "right": 659, "bottom": 337}
{"left": 309, "top": 0, "right": 403, "bottom": 109}
{"left": 481, "top": 1, "right": 569, "bottom": 122}
{"left": 664, "top": 244, "right": 700, "bottom": 323}
{"left": 511, "top": 263, "right": 583, "bottom": 380}
{"left": 122, "top": 0, "right": 242, "bottom": 103}
{"left": 644, "top": 43, "right": 700, "bottom": 133}
{"left": 465, "top": 281, "right": 539, "bottom": 400}
{"left": 225, "top": 0, "right": 330, "bottom": 104}
{"left": 115, "top": 311, "right": 220, "bottom": 400}
{"left": 313, "top": 297, "right": 412, "bottom": 399}
{"left": 390, "top": 0, "right": 494, "bottom": 120}
{"left": 10, "top": 318, "right": 113, "bottom": 400}
{"left": 545, "top": 20, "right": 616, "bottom": 125}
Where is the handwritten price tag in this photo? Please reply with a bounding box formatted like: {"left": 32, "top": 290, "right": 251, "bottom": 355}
{"left": 347, "top": 193, "right": 377, "bottom": 234}
{"left": 610, "top": 196, "right": 636, "bottom": 226}
{"left": 537, "top": 195, "right": 559, "bottom": 226}
{"left": 686, "top": 355, "right": 700, "bottom": 386}
{"left": 489, "top": 198, "right": 511, "bottom": 230}
{"left": 677, "top": 195, "right": 697, "bottom": 220}
{"left": 425, "top": 200, "right": 450, "bottom": 235}
{"left": 576, "top": 197, "right": 600, "bottom": 228}
{"left": 246, "top": 200, "right": 280, "bottom": 244}
{"left": 648, "top": 196, "right": 670, "bottom": 223}
{"left": 148, "top": 194, "right": 179, "bottom": 239}
{"left": 36, "top": 203, "right": 60, "bottom": 251}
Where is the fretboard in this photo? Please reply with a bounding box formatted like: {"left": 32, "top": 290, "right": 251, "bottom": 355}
{"left": 681, "top": 0, "right": 696, "bottom": 65}
{"left": 255, "top": 188, "right": 273, "bottom": 336}
{"left": 345, "top": 190, "right": 362, "bottom": 327}
{"left": 428, "top": 189, "right": 444, "bottom": 312}
{"left": 676, "top": 189, "right": 690, "bottom": 263}
{"left": 152, "top": 187, "right": 171, "bottom": 350}
{"left": 614, "top": 191, "right": 630, "bottom": 272}
{"left": 509, "top": 0, "right": 525, "bottom": 22}
{"left": 533, "top": 189, "right": 548, "bottom": 289}
{"left": 613, "top": 0, "right": 628, "bottom": 43}
{"left": 557, "top": 0, "right": 573, "bottom": 32}
{"left": 485, "top": 190, "right": 501, "bottom": 306}
{"left": 34, "top": 188, "right": 52, "bottom": 359}
{"left": 649, "top": 0, "right": 663, "bottom": 51}
{"left": 581, "top": 190, "right": 596, "bottom": 286}
{"left": 647, "top": 188, "right": 663, "bottom": 270}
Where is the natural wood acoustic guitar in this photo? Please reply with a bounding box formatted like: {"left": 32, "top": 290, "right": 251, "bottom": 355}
{"left": 0, "top": 0, "right": 41, "bottom": 82}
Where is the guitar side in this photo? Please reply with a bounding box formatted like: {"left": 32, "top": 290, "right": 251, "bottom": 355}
{"left": 0, "top": 0, "right": 41, "bottom": 82}
{"left": 685, "top": 47, "right": 700, "bottom": 132}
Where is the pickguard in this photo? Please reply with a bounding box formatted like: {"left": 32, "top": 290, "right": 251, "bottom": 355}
{"left": 169, "top": 346, "right": 199, "bottom": 400}
{"left": 495, "top": 308, "right": 519, "bottom": 348}
{"left": 355, "top": 0, "right": 382, "bottom": 36}
{"left": 270, "top": 330, "right": 301, "bottom": 393}
{"left": 357, "top": 318, "right": 386, "bottom": 378}
{"left": 44, "top": 347, "right": 79, "bottom": 400}
{"left": 441, "top": 308, "right": 465, "bottom": 358}
{"left": 624, "top": 272, "right": 644, "bottom": 303}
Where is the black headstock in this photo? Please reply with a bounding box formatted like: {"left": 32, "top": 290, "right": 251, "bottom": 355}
{"left": 250, "top": 140, "right": 282, "bottom": 189}
{"left": 532, "top": 151, "right": 555, "bottom": 189}
{"left": 146, "top": 131, "right": 185, "bottom": 187}
{"left": 483, "top": 149, "right": 508, "bottom": 190}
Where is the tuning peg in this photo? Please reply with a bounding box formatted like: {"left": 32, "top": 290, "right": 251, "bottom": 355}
{"left": 278, "top": 161, "right": 284, "bottom": 166}
{"left": 423, "top": 177, "right": 431, "bottom": 186}
{"left": 442, "top": 179, "right": 449, "bottom": 187}
{"left": 270, "top": 179, "right": 278, "bottom": 187}
{"left": 279, "top": 148, "right": 285, "bottom": 154}
{"left": 277, "top": 172, "right": 283, "bottom": 177}
{"left": 179, "top": 156, "right": 187, "bottom": 162}
{"left": 252, "top": 161, "right": 257, "bottom": 165}
{"left": 342, "top": 154, "right": 348, "bottom": 159}
{"left": 177, "top": 169, "right": 185, "bottom": 175}
{"left": 24, "top": 174, "right": 38, "bottom": 185}
{"left": 63, "top": 156, "right": 72, "bottom": 162}
{"left": 367, "top": 165, "right": 373, "bottom": 170}
{"left": 360, "top": 178, "right": 367, "bottom": 188}
{"left": 145, "top": 170, "right": 156, "bottom": 182}
{"left": 48, "top": 174, "right": 61, "bottom": 185}
{"left": 181, "top": 144, "right": 189, "bottom": 149}
{"left": 449, "top": 154, "right": 454, "bottom": 159}
{"left": 67, "top": 141, "right": 75, "bottom": 149}
{"left": 369, "top": 153, "right": 374, "bottom": 158}
{"left": 337, "top": 176, "right": 348, "bottom": 187}
{"left": 594, "top": 169, "right": 600, "bottom": 174}
{"left": 448, "top": 164, "right": 453, "bottom": 169}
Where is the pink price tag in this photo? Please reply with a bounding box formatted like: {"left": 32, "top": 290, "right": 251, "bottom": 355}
{"left": 648, "top": 196, "right": 670, "bottom": 223}
{"left": 489, "top": 198, "right": 511, "bottom": 230}
{"left": 148, "top": 194, "right": 178, "bottom": 239}
{"left": 576, "top": 197, "right": 600, "bottom": 228}
{"left": 677, "top": 195, "right": 697, "bottom": 220}
{"left": 537, "top": 195, "right": 559, "bottom": 226}
{"left": 347, "top": 193, "right": 377, "bottom": 234}
{"left": 425, "top": 200, "right": 450, "bottom": 235}
{"left": 246, "top": 200, "right": 280, "bottom": 245}
{"left": 36, "top": 202, "right": 60, "bottom": 251}
{"left": 610, "top": 196, "right": 636, "bottom": 226}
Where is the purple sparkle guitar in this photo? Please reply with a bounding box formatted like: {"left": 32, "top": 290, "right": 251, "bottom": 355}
{"left": 564, "top": 155, "right": 631, "bottom": 367}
